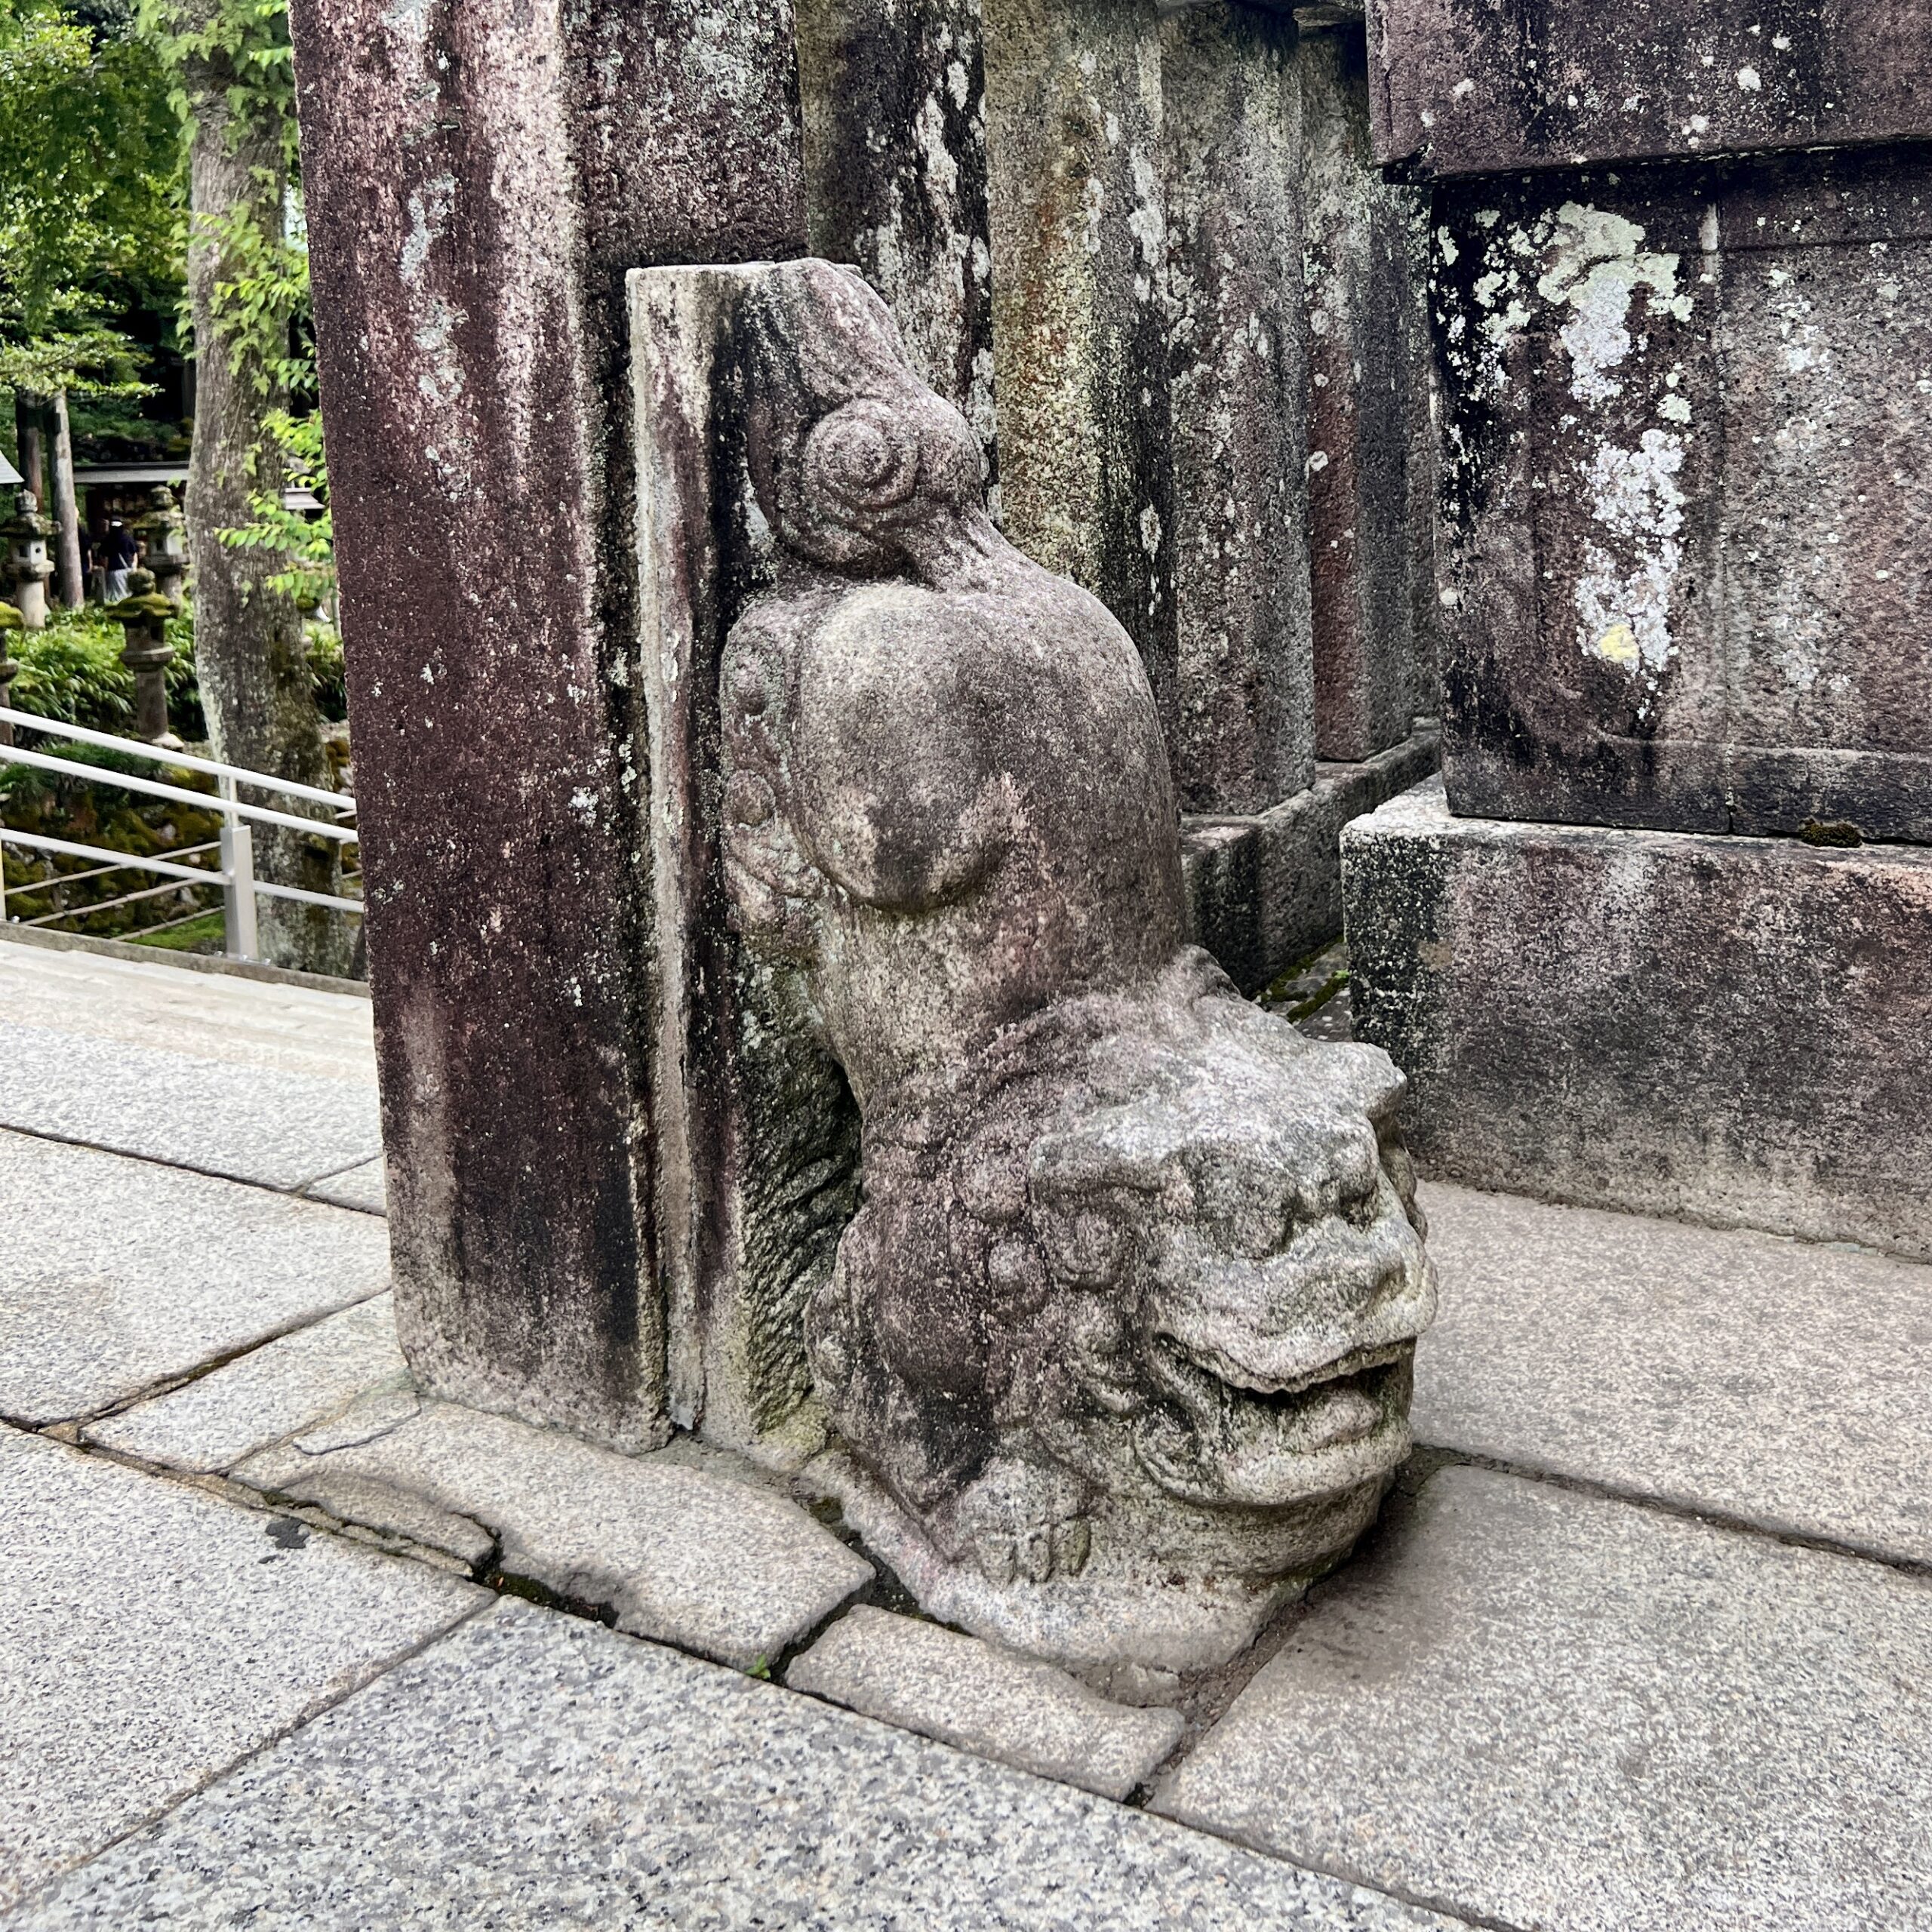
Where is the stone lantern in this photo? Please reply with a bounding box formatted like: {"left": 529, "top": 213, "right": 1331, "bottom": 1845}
{"left": 2, "top": 492, "right": 54, "bottom": 632}
{"left": 134, "top": 485, "right": 188, "bottom": 611}
{"left": 109, "top": 568, "right": 183, "bottom": 749}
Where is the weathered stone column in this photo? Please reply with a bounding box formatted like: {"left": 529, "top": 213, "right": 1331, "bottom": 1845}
{"left": 982, "top": 0, "right": 1176, "bottom": 730}
{"left": 1159, "top": 0, "right": 1312, "bottom": 817}
{"left": 109, "top": 568, "right": 182, "bottom": 749}
{"left": 795, "top": 0, "right": 997, "bottom": 497}
{"left": 1346, "top": 0, "right": 1932, "bottom": 1259}
{"left": 288, "top": 0, "right": 808, "bottom": 1451}
{"left": 1299, "top": 14, "right": 1424, "bottom": 763}
{"left": 3, "top": 493, "right": 54, "bottom": 632}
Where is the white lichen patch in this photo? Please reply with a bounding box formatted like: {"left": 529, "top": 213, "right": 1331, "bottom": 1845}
{"left": 1535, "top": 204, "right": 1688, "bottom": 405}
{"left": 1573, "top": 428, "right": 1686, "bottom": 693}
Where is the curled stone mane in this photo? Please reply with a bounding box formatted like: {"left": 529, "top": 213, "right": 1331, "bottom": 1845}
{"left": 745, "top": 260, "right": 983, "bottom": 575}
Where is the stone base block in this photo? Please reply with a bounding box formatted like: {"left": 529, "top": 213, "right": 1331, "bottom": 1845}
{"left": 1183, "top": 725, "right": 1438, "bottom": 994}
{"left": 1343, "top": 780, "right": 1932, "bottom": 1260}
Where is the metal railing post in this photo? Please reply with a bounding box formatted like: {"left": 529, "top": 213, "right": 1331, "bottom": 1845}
{"left": 219, "top": 774, "right": 259, "bottom": 960}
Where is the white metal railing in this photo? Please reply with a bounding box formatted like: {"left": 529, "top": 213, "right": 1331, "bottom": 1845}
{"left": 0, "top": 705, "right": 361, "bottom": 962}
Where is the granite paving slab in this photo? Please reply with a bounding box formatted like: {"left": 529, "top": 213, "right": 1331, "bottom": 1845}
{"left": 85, "top": 1295, "right": 407, "bottom": 1473}
{"left": 0, "top": 1426, "right": 480, "bottom": 1917}
{"left": 0, "top": 942, "right": 379, "bottom": 1189}
{"left": 1156, "top": 1466, "right": 1932, "bottom": 1932}
{"left": 235, "top": 1394, "right": 872, "bottom": 1667}
{"left": 11, "top": 1597, "right": 1469, "bottom": 1931}
{"left": 786, "top": 1605, "right": 1183, "bottom": 1800}
{"left": 0, "top": 1131, "right": 392, "bottom": 1426}
{"left": 304, "top": 1154, "right": 386, "bottom": 1214}
{"left": 1414, "top": 1182, "right": 1932, "bottom": 1565}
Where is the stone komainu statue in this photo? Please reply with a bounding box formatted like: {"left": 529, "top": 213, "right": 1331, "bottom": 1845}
{"left": 718, "top": 260, "right": 1435, "bottom": 1668}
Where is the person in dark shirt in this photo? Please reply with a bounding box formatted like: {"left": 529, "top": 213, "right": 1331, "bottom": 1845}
{"left": 103, "top": 520, "right": 138, "bottom": 601}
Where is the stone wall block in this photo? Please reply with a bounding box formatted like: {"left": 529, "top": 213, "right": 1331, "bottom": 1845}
{"left": 795, "top": 0, "right": 998, "bottom": 497}
{"left": 1345, "top": 781, "right": 1932, "bottom": 1260}
{"left": 289, "top": 0, "right": 808, "bottom": 1451}
{"left": 1434, "top": 150, "right": 1932, "bottom": 840}
{"left": 1160, "top": 2, "right": 1315, "bottom": 815}
{"left": 1367, "top": 0, "right": 1932, "bottom": 179}
{"left": 983, "top": 0, "right": 1177, "bottom": 734}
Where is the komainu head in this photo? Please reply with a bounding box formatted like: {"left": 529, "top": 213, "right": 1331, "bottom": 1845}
{"left": 808, "top": 952, "right": 1437, "bottom": 1595}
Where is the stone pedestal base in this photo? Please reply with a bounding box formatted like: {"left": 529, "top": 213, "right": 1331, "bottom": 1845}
{"left": 1343, "top": 780, "right": 1932, "bottom": 1260}
{"left": 1183, "top": 725, "right": 1438, "bottom": 995}
{"left": 810, "top": 1451, "right": 1332, "bottom": 1696}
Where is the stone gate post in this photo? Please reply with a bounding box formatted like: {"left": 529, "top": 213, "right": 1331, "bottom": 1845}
{"left": 288, "top": 0, "right": 809, "bottom": 1450}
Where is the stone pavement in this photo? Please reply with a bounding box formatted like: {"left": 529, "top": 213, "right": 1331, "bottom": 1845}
{"left": 4, "top": 930, "right": 1930, "bottom": 1929}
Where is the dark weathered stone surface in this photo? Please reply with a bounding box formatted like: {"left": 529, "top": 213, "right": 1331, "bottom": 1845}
{"left": 1162, "top": 1, "right": 1314, "bottom": 814}
{"left": 1302, "top": 22, "right": 1429, "bottom": 762}
{"left": 1367, "top": 0, "right": 1932, "bottom": 177}
{"left": 633, "top": 259, "right": 1436, "bottom": 1672}
{"left": 795, "top": 0, "right": 997, "bottom": 494}
{"left": 1435, "top": 149, "right": 1932, "bottom": 841}
{"left": 1183, "top": 726, "right": 1440, "bottom": 995}
{"left": 629, "top": 263, "right": 860, "bottom": 1458}
{"left": 290, "top": 0, "right": 809, "bottom": 1450}
{"left": 982, "top": 0, "right": 1177, "bottom": 733}
{"left": 1344, "top": 781, "right": 1932, "bottom": 1260}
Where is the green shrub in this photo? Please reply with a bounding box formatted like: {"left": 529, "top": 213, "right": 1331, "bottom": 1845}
{"left": 8, "top": 600, "right": 347, "bottom": 740}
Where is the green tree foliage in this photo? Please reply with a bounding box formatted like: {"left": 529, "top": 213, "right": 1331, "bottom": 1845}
{"left": 0, "top": 0, "right": 182, "bottom": 398}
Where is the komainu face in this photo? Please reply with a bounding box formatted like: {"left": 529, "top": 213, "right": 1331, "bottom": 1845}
{"left": 808, "top": 957, "right": 1437, "bottom": 1595}
{"left": 1028, "top": 987, "right": 1434, "bottom": 1521}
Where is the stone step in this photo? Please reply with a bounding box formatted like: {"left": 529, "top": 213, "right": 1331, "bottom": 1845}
{"left": 84, "top": 1294, "right": 408, "bottom": 1475}
{"left": 1157, "top": 1465, "right": 1932, "bottom": 1931}
{"left": 231, "top": 1392, "right": 874, "bottom": 1672}
{"left": 786, "top": 1604, "right": 1183, "bottom": 1800}
{"left": 0, "top": 940, "right": 380, "bottom": 1193}
{"left": 1415, "top": 1180, "right": 1932, "bottom": 1568}
{"left": 0, "top": 1424, "right": 478, "bottom": 1916}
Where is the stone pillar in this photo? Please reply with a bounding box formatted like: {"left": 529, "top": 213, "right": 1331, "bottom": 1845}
{"left": 794, "top": 0, "right": 997, "bottom": 499}
{"left": 288, "top": 0, "right": 808, "bottom": 1452}
{"left": 3, "top": 493, "right": 53, "bottom": 632}
{"left": 109, "top": 568, "right": 181, "bottom": 749}
{"left": 982, "top": 0, "right": 1177, "bottom": 732}
{"left": 1298, "top": 15, "right": 1425, "bottom": 763}
{"left": 1159, "top": 0, "right": 1312, "bottom": 817}
{"left": 134, "top": 486, "right": 188, "bottom": 611}
{"left": 1159, "top": 2, "right": 1439, "bottom": 993}
{"left": 1346, "top": 0, "right": 1932, "bottom": 1258}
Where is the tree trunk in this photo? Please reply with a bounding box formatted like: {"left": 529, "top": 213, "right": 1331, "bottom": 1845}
{"left": 48, "top": 391, "right": 83, "bottom": 610}
{"left": 182, "top": 28, "right": 348, "bottom": 976}
{"left": 16, "top": 394, "right": 46, "bottom": 505}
